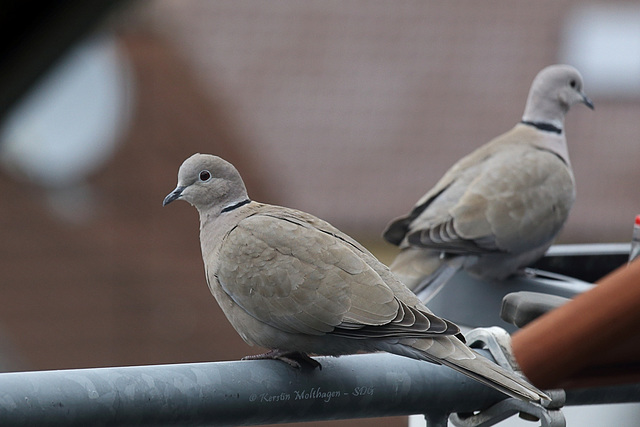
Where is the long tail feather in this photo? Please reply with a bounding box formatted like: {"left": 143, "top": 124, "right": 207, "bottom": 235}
{"left": 438, "top": 353, "right": 548, "bottom": 402}
{"left": 378, "top": 340, "right": 548, "bottom": 402}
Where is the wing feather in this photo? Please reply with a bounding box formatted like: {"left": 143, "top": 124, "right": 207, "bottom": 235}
{"left": 217, "top": 209, "right": 461, "bottom": 340}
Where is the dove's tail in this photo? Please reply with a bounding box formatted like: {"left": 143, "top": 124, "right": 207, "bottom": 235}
{"left": 389, "top": 248, "right": 463, "bottom": 302}
{"left": 437, "top": 351, "right": 548, "bottom": 402}
{"left": 380, "top": 338, "right": 548, "bottom": 403}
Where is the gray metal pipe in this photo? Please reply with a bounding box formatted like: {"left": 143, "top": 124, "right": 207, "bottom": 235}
{"left": 0, "top": 353, "right": 507, "bottom": 426}
{"left": 0, "top": 352, "right": 638, "bottom": 426}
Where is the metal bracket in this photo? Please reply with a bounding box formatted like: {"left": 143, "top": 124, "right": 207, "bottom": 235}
{"left": 449, "top": 394, "right": 566, "bottom": 427}
{"left": 449, "top": 327, "right": 566, "bottom": 427}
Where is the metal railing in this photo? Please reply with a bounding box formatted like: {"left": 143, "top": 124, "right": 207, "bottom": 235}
{"left": 1, "top": 352, "right": 639, "bottom": 426}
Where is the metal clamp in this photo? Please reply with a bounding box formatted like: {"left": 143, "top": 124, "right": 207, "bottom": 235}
{"left": 450, "top": 327, "right": 566, "bottom": 427}
{"left": 450, "top": 393, "right": 565, "bottom": 427}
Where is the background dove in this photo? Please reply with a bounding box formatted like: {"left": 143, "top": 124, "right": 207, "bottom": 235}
{"left": 383, "top": 65, "right": 593, "bottom": 301}
{"left": 163, "top": 153, "right": 547, "bottom": 402}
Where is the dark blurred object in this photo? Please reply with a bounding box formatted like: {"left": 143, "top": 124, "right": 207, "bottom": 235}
{"left": 532, "top": 243, "right": 630, "bottom": 283}
{"left": 501, "top": 291, "right": 570, "bottom": 328}
{"left": 0, "top": 0, "right": 130, "bottom": 123}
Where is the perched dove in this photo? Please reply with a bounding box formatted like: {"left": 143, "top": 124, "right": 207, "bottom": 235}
{"left": 164, "top": 153, "right": 547, "bottom": 402}
{"left": 383, "top": 65, "right": 593, "bottom": 301}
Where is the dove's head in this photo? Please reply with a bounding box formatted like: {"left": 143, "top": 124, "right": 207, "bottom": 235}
{"left": 522, "top": 64, "right": 593, "bottom": 129}
{"left": 163, "top": 154, "right": 249, "bottom": 214}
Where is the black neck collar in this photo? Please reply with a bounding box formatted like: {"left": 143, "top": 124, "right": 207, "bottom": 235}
{"left": 520, "top": 120, "right": 562, "bottom": 134}
{"left": 221, "top": 199, "right": 251, "bottom": 213}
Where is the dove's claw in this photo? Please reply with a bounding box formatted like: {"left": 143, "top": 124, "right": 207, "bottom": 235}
{"left": 243, "top": 350, "right": 322, "bottom": 370}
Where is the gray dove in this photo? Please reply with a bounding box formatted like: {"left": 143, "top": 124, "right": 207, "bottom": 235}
{"left": 164, "top": 153, "right": 547, "bottom": 402}
{"left": 383, "top": 65, "right": 593, "bottom": 301}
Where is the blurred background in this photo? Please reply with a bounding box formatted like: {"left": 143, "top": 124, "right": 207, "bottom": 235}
{"left": 1, "top": 1, "right": 639, "bottom": 426}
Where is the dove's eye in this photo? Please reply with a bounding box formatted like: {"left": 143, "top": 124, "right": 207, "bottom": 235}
{"left": 199, "top": 170, "right": 212, "bottom": 182}
{"left": 569, "top": 79, "right": 577, "bottom": 89}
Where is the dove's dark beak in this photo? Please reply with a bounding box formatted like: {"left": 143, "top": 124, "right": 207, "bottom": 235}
{"left": 163, "top": 186, "right": 185, "bottom": 206}
{"left": 582, "top": 93, "right": 594, "bottom": 110}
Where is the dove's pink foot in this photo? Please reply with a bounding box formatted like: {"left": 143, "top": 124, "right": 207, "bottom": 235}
{"left": 242, "top": 349, "right": 322, "bottom": 370}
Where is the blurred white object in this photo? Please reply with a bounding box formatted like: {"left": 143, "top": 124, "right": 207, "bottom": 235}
{"left": 0, "top": 31, "right": 134, "bottom": 222}
{"left": 560, "top": 3, "right": 640, "bottom": 98}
